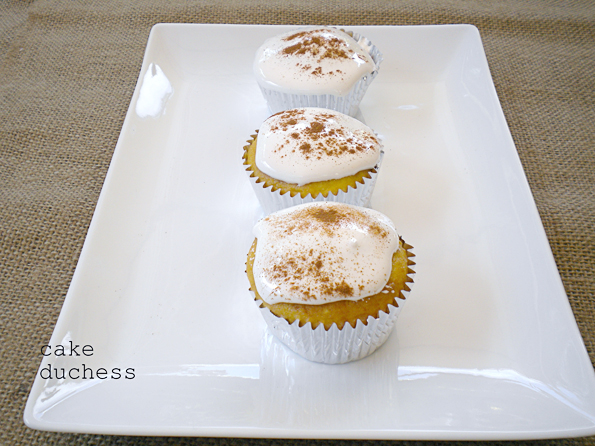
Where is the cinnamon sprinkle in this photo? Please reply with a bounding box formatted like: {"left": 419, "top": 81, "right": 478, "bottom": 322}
{"left": 257, "top": 203, "right": 393, "bottom": 303}
{"left": 279, "top": 29, "right": 353, "bottom": 77}
{"left": 266, "top": 109, "right": 379, "bottom": 162}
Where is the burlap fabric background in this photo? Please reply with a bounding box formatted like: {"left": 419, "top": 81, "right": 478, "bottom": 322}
{"left": 1, "top": 0, "right": 594, "bottom": 445}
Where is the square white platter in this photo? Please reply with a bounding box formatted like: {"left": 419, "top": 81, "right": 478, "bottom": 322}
{"left": 24, "top": 24, "right": 595, "bottom": 440}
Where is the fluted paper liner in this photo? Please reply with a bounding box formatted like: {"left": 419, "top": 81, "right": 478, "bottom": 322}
{"left": 252, "top": 240, "right": 415, "bottom": 364}
{"left": 243, "top": 133, "right": 383, "bottom": 215}
{"left": 256, "top": 29, "right": 383, "bottom": 117}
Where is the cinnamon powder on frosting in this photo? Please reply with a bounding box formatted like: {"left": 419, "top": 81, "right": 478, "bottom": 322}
{"left": 281, "top": 31, "right": 350, "bottom": 62}
{"left": 279, "top": 29, "right": 355, "bottom": 80}
{"left": 256, "top": 204, "right": 393, "bottom": 303}
{"left": 268, "top": 109, "right": 379, "bottom": 163}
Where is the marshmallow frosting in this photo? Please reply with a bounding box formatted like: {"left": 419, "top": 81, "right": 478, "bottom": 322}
{"left": 255, "top": 108, "right": 381, "bottom": 185}
{"left": 254, "top": 27, "right": 375, "bottom": 96}
{"left": 252, "top": 202, "right": 400, "bottom": 305}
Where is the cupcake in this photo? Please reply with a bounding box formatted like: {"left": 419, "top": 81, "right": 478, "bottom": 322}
{"left": 246, "top": 202, "right": 415, "bottom": 364}
{"left": 243, "top": 107, "right": 383, "bottom": 215}
{"left": 254, "top": 26, "right": 382, "bottom": 117}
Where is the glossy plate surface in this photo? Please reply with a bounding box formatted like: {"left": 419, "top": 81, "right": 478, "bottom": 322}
{"left": 24, "top": 24, "right": 595, "bottom": 439}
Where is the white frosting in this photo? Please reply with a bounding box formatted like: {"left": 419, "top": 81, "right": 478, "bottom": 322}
{"left": 255, "top": 108, "right": 381, "bottom": 185}
{"left": 254, "top": 27, "right": 375, "bottom": 96}
{"left": 253, "top": 202, "right": 399, "bottom": 305}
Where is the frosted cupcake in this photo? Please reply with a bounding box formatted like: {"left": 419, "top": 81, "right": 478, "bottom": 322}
{"left": 243, "top": 107, "right": 383, "bottom": 215}
{"left": 254, "top": 26, "right": 382, "bottom": 117}
{"left": 246, "top": 202, "right": 415, "bottom": 364}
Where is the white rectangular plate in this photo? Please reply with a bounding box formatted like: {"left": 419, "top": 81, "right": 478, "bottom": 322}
{"left": 25, "top": 24, "right": 595, "bottom": 440}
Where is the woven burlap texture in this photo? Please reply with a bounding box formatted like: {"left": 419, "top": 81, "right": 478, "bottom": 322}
{"left": 1, "top": 0, "right": 594, "bottom": 445}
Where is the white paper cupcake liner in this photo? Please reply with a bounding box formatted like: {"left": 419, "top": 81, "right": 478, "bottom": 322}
{"left": 257, "top": 29, "right": 383, "bottom": 118}
{"left": 248, "top": 161, "right": 381, "bottom": 215}
{"left": 256, "top": 296, "right": 400, "bottom": 364}
{"left": 252, "top": 280, "right": 413, "bottom": 364}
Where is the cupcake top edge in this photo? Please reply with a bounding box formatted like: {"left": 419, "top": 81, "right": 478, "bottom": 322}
{"left": 255, "top": 107, "right": 382, "bottom": 185}
{"left": 252, "top": 202, "right": 399, "bottom": 305}
{"left": 254, "top": 26, "right": 376, "bottom": 96}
